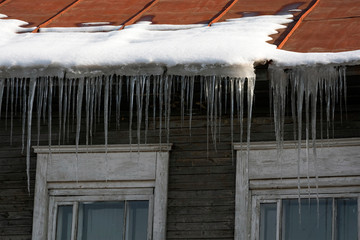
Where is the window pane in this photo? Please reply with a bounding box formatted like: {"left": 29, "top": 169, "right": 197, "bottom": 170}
{"left": 282, "top": 198, "right": 332, "bottom": 240}
{"left": 78, "top": 201, "right": 125, "bottom": 240}
{"left": 56, "top": 205, "right": 73, "bottom": 240}
{"left": 336, "top": 198, "right": 358, "bottom": 240}
{"left": 126, "top": 201, "right": 149, "bottom": 240}
{"left": 260, "top": 203, "right": 277, "bottom": 240}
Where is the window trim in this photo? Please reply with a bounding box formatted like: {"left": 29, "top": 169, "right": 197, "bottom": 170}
{"left": 32, "top": 144, "right": 172, "bottom": 240}
{"left": 234, "top": 138, "right": 360, "bottom": 240}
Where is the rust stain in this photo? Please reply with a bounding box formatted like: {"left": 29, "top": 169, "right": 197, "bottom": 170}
{"left": 32, "top": 0, "right": 83, "bottom": 33}
{"left": 120, "top": 0, "right": 160, "bottom": 30}
{"left": 277, "top": 0, "right": 321, "bottom": 49}
{"left": 208, "top": 0, "right": 239, "bottom": 26}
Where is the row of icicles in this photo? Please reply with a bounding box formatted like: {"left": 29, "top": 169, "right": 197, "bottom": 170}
{"left": 0, "top": 65, "right": 346, "bottom": 194}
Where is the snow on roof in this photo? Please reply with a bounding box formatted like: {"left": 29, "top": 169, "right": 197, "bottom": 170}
{"left": 0, "top": 12, "right": 360, "bottom": 79}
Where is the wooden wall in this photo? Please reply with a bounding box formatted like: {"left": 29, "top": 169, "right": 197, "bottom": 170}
{"left": 0, "top": 68, "right": 359, "bottom": 239}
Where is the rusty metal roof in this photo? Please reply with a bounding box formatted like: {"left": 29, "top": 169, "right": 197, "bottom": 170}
{"left": 0, "top": 0, "right": 359, "bottom": 53}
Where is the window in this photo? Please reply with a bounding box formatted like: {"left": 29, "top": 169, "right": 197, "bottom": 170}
{"left": 234, "top": 138, "right": 360, "bottom": 240}
{"left": 32, "top": 144, "right": 171, "bottom": 240}
{"left": 55, "top": 199, "right": 151, "bottom": 240}
{"left": 258, "top": 197, "right": 358, "bottom": 240}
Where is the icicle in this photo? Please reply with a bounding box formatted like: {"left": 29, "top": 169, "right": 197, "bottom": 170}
{"left": 269, "top": 68, "right": 287, "bottom": 180}
{"left": 230, "top": 78, "right": 234, "bottom": 161}
{"left": 19, "top": 79, "right": 24, "bottom": 120}
{"left": 75, "top": 78, "right": 85, "bottom": 182}
{"left": 26, "top": 78, "right": 37, "bottom": 192}
{"left": 108, "top": 75, "right": 113, "bottom": 122}
{"left": 10, "top": 78, "right": 14, "bottom": 144}
{"left": 5, "top": 79, "right": 10, "bottom": 129}
{"left": 200, "top": 77, "right": 204, "bottom": 111}
{"left": 237, "top": 78, "right": 245, "bottom": 156}
{"left": 224, "top": 79, "right": 228, "bottom": 114}
{"left": 311, "top": 81, "right": 319, "bottom": 202}
{"left": 116, "top": 76, "right": 122, "bottom": 130}
{"left": 218, "top": 78, "right": 222, "bottom": 142}
{"left": 145, "top": 77, "right": 150, "bottom": 143}
{"left": 42, "top": 78, "right": 48, "bottom": 123}
{"left": 129, "top": 76, "right": 135, "bottom": 146}
{"left": 189, "top": 76, "right": 194, "bottom": 137}
{"left": 58, "top": 77, "right": 64, "bottom": 145}
{"left": 66, "top": 79, "right": 73, "bottom": 141}
{"left": 305, "top": 74, "right": 311, "bottom": 200}
{"left": 246, "top": 77, "right": 255, "bottom": 154}
{"left": 21, "top": 80, "right": 27, "bottom": 154}
{"left": 153, "top": 76, "right": 158, "bottom": 130}
{"left": 72, "top": 78, "right": 76, "bottom": 132}
{"left": 104, "top": 76, "right": 110, "bottom": 181}
{"left": 166, "top": 75, "right": 173, "bottom": 144}
{"left": 205, "top": 77, "right": 210, "bottom": 158}
{"left": 0, "top": 79, "right": 4, "bottom": 119}
{"left": 36, "top": 78, "right": 45, "bottom": 146}
{"left": 47, "top": 77, "right": 53, "bottom": 152}
{"left": 159, "top": 76, "right": 164, "bottom": 144}
{"left": 89, "top": 79, "right": 95, "bottom": 144}
{"left": 136, "top": 76, "right": 146, "bottom": 146}
{"left": 180, "top": 76, "right": 186, "bottom": 128}
{"left": 62, "top": 79, "right": 68, "bottom": 144}
{"left": 85, "top": 78, "right": 91, "bottom": 147}
{"left": 15, "top": 78, "right": 19, "bottom": 115}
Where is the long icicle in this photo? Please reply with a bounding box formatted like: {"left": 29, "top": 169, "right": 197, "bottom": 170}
{"left": 75, "top": 78, "right": 85, "bottom": 182}
{"left": 26, "top": 78, "right": 37, "bottom": 193}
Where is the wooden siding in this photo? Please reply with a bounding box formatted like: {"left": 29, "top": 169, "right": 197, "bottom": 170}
{"left": 0, "top": 68, "right": 359, "bottom": 239}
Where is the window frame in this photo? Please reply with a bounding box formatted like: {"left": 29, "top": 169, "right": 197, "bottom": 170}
{"left": 50, "top": 193, "right": 154, "bottom": 240}
{"left": 32, "top": 144, "right": 172, "bottom": 240}
{"left": 234, "top": 138, "right": 360, "bottom": 240}
{"left": 253, "top": 194, "right": 360, "bottom": 240}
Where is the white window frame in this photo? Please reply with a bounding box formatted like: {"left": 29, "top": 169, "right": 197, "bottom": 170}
{"left": 234, "top": 138, "right": 360, "bottom": 240}
{"left": 32, "top": 144, "right": 172, "bottom": 240}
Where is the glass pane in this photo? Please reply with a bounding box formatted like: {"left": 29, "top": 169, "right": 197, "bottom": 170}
{"left": 78, "top": 201, "right": 125, "bottom": 240}
{"left": 336, "top": 198, "right": 358, "bottom": 240}
{"left": 282, "top": 198, "right": 332, "bottom": 240}
{"left": 56, "top": 205, "right": 73, "bottom": 240}
{"left": 260, "top": 203, "right": 277, "bottom": 240}
{"left": 125, "top": 201, "right": 149, "bottom": 240}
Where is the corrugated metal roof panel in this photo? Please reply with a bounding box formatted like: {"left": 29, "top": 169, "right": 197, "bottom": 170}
{"left": 219, "top": 0, "right": 312, "bottom": 19}
{"left": 281, "top": 0, "right": 360, "bottom": 52}
{"left": 0, "top": 0, "right": 75, "bottom": 27}
{"left": 137, "top": 0, "right": 232, "bottom": 24}
{"left": 218, "top": 0, "right": 314, "bottom": 46}
{"left": 43, "top": 0, "right": 155, "bottom": 28}
{"left": 281, "top": 18, "right": 360, "bottom": 52}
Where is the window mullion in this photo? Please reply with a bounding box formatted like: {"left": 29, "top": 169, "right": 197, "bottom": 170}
{"left": 332, "top": 198, "right": 336, "bottom": 240}
{"left": 123, "top": 201, "right": 128, "bottom": 240}
{"left": 358, "top": 196, "right": 360, "bottom": 240}
{"left": 276, "top": 200, "right": 282, "bottom": 240}
{"left": 71, "top": 202, "right": 78, "bottom": 240}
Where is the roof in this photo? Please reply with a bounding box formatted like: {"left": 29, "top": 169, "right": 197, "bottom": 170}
{"left": 0, "top": 0, "right": 359, "bottom": 53}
